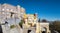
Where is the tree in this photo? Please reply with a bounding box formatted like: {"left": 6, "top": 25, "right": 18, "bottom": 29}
{"left": 53, "top": 21, "right": 60, "bottom": 33}
{"left": 42, "top": 19, "right": 47, "bottom": 22}
{"left": 38, "top": 18, "right": 40, "bottom": 22}
{"left": 49, "top": 21, "right": 60, "bottom": 33}
{"left": 10, "top": 25, "right": 16, "bottom": 29}
{"left": 19, "top": 19, "right": 24, "bottom": 28}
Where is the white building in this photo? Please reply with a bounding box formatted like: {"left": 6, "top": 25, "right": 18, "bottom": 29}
{"left": 0, "top": 3, "right": 25, "bottom": 25}
{"left": 0, "top": 3, "right": 51, "bottom": 33}
{"left": 0, "top": 3, "right": 25, "bottom": 33}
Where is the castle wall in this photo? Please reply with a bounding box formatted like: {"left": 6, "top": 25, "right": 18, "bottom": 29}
{"left": 0, "top": 3, "right": 25, "bottom": 33}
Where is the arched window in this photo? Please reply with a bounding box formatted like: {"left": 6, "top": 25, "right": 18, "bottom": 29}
{"left": 10, "top": 12, "right": 14, "bottom": 18}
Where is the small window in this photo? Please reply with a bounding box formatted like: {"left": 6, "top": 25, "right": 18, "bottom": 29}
{"left": 2, "top": 9, "right": 4, "bottom": 11}
{"left": 10, "top": 9, "right": 13, "bottom": 11}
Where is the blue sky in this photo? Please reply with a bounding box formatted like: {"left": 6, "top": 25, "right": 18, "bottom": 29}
{"left": 0, "top": 0, "right": 60, "bottom": 21}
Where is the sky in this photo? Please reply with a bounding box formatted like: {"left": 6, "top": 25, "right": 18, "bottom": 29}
{"left": 0, "top": 0, "right": 60, "bottom": 21}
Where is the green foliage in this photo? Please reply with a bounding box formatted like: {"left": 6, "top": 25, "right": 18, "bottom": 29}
{"left": 19, "top": 20, "right": 24, "bottom": 28}
{"left": 42, "top": 19, "right": 47, "bottom": 22}
{"left": 53, "top": 21, "right": 60, "bottom": 31}
{"left": 10, "top": 25, "right": 15, "bottom": 29}
{"left": 49, "top": 21, "right": 60, "bottom": 33}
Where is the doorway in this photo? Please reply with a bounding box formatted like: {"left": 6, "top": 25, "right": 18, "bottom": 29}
{"left": 0, "top": 25, "right": 3, "bottom": 33}
{"left": 42, "top": 31, "right": 46, "bottom": 33}
{"left": 42, "top": 27, "right": 47, "bottom": 33}
{"left": 28, "top": 30, "right": 31, "bottom": 33}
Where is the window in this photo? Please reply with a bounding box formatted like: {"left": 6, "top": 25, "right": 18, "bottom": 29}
{"left": 2, "top": 9, "right": 4, "bottom": 11}
{"left": 6, "top": 9, "right": 9, "bottom": 11}
{"left": 10, "top": 9, "right": 13, "bottom": 12}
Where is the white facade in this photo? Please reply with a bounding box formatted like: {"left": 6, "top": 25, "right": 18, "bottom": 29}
{"left": 0, "top": 3, "right": 25, "bottom": 25}
{"left": 0, "top": 3, "right": 50, "bottom": 33}
{"left": 0, "top": 3, "right": 25, "bottom": 33}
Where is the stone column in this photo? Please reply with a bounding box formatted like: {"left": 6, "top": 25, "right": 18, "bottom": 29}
{"left": 25, "top": 18, "right": 28, "bottom": 27}
{"left": 46, "top": 26, "right": 50, "bottom": 33}
{"left": 36, "top": 23, "right": 40, "bottom": 33}
{"left": 39, "top": 26, "right": 42, "bottom": 33}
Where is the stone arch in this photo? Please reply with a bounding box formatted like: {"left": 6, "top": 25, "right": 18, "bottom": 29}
{"left": 28, "top": 30, "right": 31, "bottom": 33}
{"left": 23, "top": 27, "right": 36, "bottom": 33}
{"left": 41, "top": 27, "right": 47, "bottom": 33}
{"left": 27, "top": 27, "right": 36, "bottom": 33}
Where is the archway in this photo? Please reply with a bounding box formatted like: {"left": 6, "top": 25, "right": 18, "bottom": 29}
{"left": 28, "top": 30, "right": 35, "bottom": 33}
{"left": 0, "top": 25, "right": 3, "bottom": 33}
{"left": 27, "top": 27, "right": 36, "bottom": 33}
{"left": 42, "top": 31, "right": 46, "bottom": 33}
{"left": 28, "top": 30, "right": 31, "bottom": 33}
{"left": 42, "top": 27, "right": 47, "bottom": 33}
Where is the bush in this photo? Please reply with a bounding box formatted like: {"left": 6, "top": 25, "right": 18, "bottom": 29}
{"left": 19, "top": 20, "right": 24, "bottom": 28}
{"left": 10, "top": 25, "right": 15, "bottom": 29}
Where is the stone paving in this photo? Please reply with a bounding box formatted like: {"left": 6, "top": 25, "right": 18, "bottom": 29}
{"left": 2, "top": 25, "right": 36, "bottom": 33}
{"left": 1, "top": 24, "right": 23, "bottom": 33}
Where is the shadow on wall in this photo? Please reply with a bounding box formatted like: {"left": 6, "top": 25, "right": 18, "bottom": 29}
{"left": 0, "top": 25, "right": 3, "bottom": 33}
